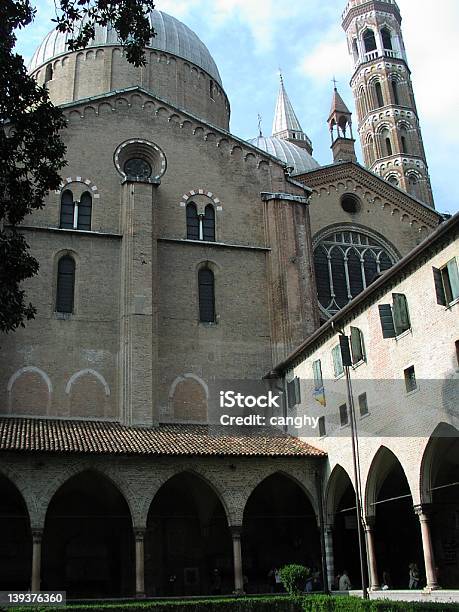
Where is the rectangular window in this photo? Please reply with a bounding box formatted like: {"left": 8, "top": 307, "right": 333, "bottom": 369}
{"left": 318, "top": 416, "right": 326, "bottom": 437}
{"left": 378, "top": 303, "right": 396, "bottom": 338}
{"left": 287, "top": 377, "right": 301, "bottom": 409}
{"left": 339, "top": 403, "right": 349, "bottom": 427}
{"left": 350, "top": 327, "right": 365, "bottom": 364}
{"left": 312, "top": 360, "right": 323, "bottom": 391}
{"left": 358, "top": 392, "right": 369, "bottom": 416}
{"left": 404, "top": 365, "right": 417, "bottom": 393}
{"left": 433, "top": 259, "right": 459, "bottom": 306}
{"left": 332, "top": 345, "right": 344, "bottom": 377}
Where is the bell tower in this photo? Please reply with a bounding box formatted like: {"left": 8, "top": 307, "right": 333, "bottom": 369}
{"left": 342, "top": 0, "right": 434, "bottom": 206}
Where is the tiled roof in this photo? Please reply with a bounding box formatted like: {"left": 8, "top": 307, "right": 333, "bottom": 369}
{"left": 0, "top": 418, "right": 325, "bottom": 458}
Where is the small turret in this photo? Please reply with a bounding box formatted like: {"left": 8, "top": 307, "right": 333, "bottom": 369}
{"left": 328, "top": 84, "right": 356, "bottom": 163}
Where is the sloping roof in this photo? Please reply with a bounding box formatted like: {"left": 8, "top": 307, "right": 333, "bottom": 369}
{"left": 29, "top": 10, "right": 223, "bottom": 86}
{"left": 329, "top": 87, "right": 351, "bottom": 120}
{"left": 0, "top": 418, "right": 325, "bottom": 458}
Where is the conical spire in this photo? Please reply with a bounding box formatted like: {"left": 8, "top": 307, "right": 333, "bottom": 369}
{"left": 272, "top": 74, "right": 303, "bottom": 136}
{"left": 271, "top": 73, "right": 313, "bottom": 154}
{"left": 328, "top": 86, "right": 352, "bottom": 122}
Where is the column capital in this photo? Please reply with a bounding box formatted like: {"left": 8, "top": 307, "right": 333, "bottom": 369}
{"left": 134, "top": 527, "right": 146, "bottom": 541}
{"left": 364, "top": 515, "right": 376, "bottom": 529}
{"left": 32, "top": 529, "right": 43, "bottom": 543}
{"left": 414, "top": 504, "right": 434, "bottom": 517}
{"left": 230, "top": 525, "right": 243, "bottom": 538}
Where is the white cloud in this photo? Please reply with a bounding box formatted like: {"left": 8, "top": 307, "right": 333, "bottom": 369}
{"left": 298, "top": 26, "right": 350, "bottom": 83}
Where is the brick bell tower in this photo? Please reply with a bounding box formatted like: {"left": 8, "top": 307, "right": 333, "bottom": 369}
{"left": 342, "top": 0, "right": 434, "bottom": 207}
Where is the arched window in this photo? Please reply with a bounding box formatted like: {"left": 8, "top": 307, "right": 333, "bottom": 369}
{"left": 381, "top": 27, "right": 392, "bottom": 50}
{"left": 388, "top": 175, "right": 399, "bottom": 187}
{"left": 375, "top": 82, "right": 384, "bottom": 108}
{"left": 363, "top": 29, "right": 377, "bottom": 53}
{"left": 198, "top": 268, "right": 215, "bottom": 323}
{"left": 186, "top": 202, "right": 200, "bottom": 240}
{"left": 400, "top": 128, "right": 408, "bottom": 154}
{"left": 77, "top": 192, "right": 92, "bottom": 230}
{"left": 352, "top": 39, "right": 359, "bottom": 63}
{"left": 385, "top": 136, "right": 393, "bottom": 156}
{"left": 202, "top": 205, "right": 215, "bottom": 241}
{"left": 56, "top": 256, "right": 76, "bottom": 313}
{"left": 60, "top": 190, "right": 92, "bottom": 230}
{"left": 210, "top": 80, "right": 215, "bottom": 100}
{"left": 366, "top": 134, "right": 375, "bottom": 165}
{"left": 408, "top": 175, "right": 421, "bottom": 199}
{"left": 60, "top": 190, "right": 74, "bottom": 229}
{"left": 186, "top": 202, "right": 216, "bottom": 242}
{"left": 314, "top": 230, "right": 396, "bottom": 317}
{"left": 391, "top": 79, "right": 399, "bottom": 105}
{"left": 44, "top": 64, "right": 53, "bottom": 83}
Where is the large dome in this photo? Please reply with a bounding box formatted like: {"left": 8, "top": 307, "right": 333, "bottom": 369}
{"left": 249, "top": 136, "right": 320, "bottom": 175}
{"left": 29, "top": 10, "right": 222, "bottom": 86}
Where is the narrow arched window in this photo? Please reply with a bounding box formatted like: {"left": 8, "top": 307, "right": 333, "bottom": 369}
{"left": 385, "top": 137, "right": 393, "bottom": 156}
{"left": 408, "top": 175, "right": 421, "bottom": 199}
{"left": 77, "top": 192, "right": 92, "bottom": 230}
{"left": 391, "top": 80, "right": 399, "bottom": 105}
{"left": 363, "top": 29, "right": 377, "bottom": 53}
{"left": 202, "top": 205, "right": 215, "bottom": 242}
{"left": 44, "top": 64, "right": 53, "bottom": 83}
{"left": 60, "top": 190, "right": 74, "bottom": 228}
{"left": 56, "top": 256, "right": 75, "bottom": 313}
{"left": 186, "top": 202, "right": 200, "bottom": 240}
{"left": 400, "top": 130, "right": 408, "bottom": 154}
{"left": 381, "top": 27, "right": 392, "bottom": 50}
{"left": 375, "top": 82, "right": 384, "bottom": 108}
{"left": 198, "top": 268, "right": 215, "bottom": 323}
{"left": 210, "top": 80, "right": 215, "bottom": 100}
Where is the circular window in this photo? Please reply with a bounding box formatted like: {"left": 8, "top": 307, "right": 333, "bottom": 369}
{"left": 341, "top": 194, "right": 361, "bottom": 214}
{"left": 114, "top": 139, "right": 167, "bottom": 181}
{"left": 124, "top": 158, "right": 152, "bottom": 180}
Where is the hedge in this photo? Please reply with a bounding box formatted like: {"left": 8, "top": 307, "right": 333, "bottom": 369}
{"left": 7, "top": 594, "right": 459, "bottom": 612}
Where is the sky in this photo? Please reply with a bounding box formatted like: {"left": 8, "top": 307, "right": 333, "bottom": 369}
{"left": 15, "top": 0, "right": 459, "bottom": 214}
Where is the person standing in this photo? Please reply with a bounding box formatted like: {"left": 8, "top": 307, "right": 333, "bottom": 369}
{"left": 339, "top": 569, "right": 352, "bottom": 591}
{"left": 409, "top": 563, "right": 420, "bottom": 589}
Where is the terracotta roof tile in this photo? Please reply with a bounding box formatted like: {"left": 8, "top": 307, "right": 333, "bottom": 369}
{"left": 0, "top": 417, "right": 325, "bottom": 458}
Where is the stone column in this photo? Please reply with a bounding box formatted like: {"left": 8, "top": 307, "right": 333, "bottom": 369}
{"left": 230, "top": 526, "right": 244, "bottom": 594}
{"left": 324, "top": 525, "right": 335, "bottom": 591}
{"left": 364, "top": 518, "right": 380, "bottom": 590}
{"left": 414, "top": 505, "right": 439, "bottom": 590}
{"left": 134, "top": 528, "right": 146, "bottom": 598}
{"left": 31, "top": 529, "right": 43, "bottom": 592}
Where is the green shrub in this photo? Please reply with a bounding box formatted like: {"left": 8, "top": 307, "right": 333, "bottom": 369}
{"left": 8, "top": 594, "right": 459, "bottom": 612}
{"left": 278, "top": 564, "right": 310, "bottom": 596}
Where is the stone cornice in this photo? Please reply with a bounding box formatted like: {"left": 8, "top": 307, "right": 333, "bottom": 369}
{"left": 296, "top": 162, "right": 441, "bottom": 228}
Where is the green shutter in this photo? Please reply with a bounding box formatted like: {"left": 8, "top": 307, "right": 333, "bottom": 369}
{"left": 447, "top": 258, "right": 459, "bottom": 301}
{"left": 393, "top": 293, "right": 410, "bottom": 335}
{"left": 332, "top": 345, "right": 344, "bottom": 377}
{"left": 312, "top": 360, "right": 323, "bottom": 390}
{"left": 294, "top": 377, "right": 301, "bottom": 405}
{"left": 378, "top": 304, "right": 396, "bottom": 338}
{"left": 432, "top": 267, "right": 447, "bottom": 306}
{"left": 350, "top": 327, "right": 364, "bottom": 363}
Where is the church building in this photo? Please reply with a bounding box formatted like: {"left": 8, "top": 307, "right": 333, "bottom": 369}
{"left": 0, "top": 0, "right": 457, "bottom": 600}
